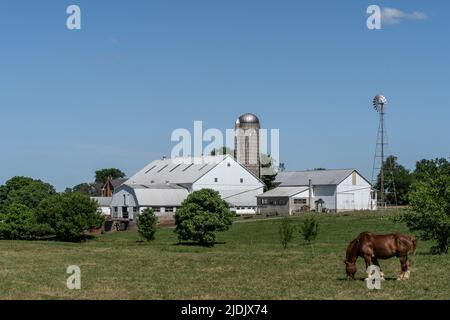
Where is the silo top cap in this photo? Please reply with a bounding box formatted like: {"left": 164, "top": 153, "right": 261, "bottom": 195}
{"left": 237, "top": 113, "right": 260, "bottom": 124}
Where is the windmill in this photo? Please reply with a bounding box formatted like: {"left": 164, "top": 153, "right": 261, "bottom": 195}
{"left": 370, "top": 94, "right": 397, "bottom": 210}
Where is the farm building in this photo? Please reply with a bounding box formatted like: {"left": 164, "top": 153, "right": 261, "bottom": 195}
{"left": 257, "top": 169, "right": 376, "bottom": 215}
{"left": 101, "top": 177, "right": 127, "bottom": 197}
{"left": 110, "top": 155, "right": 264, "bottom": 220}
{"left": 91, "top": 197, "right": 112, "bottom": 216}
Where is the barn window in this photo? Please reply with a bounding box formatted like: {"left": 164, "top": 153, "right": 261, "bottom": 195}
{"left": 183, "top": 163, "right": 194, "bottom": 171}
{"left": 166, "top": 207, "right": 174, "bottom": 213}
{"left": 261, "top": 199, "right": 268, "bottom": 205}
{"left": 294, "top": 199, "right": 307, "bottom": 205}
{"left": 145, "top": 165, "right": 157, "bottom": 174}
{"left": 352, "top": 172, "right": 357, "bottom": 185}
{"left": 214, "top": 178, "right": 218, "bottom": 183}
{"left": 169, "top": 164, "right": 182, "bottom": 172}
{"left": 123, "top": 195, "right": 127, "bottom": 206}
{"left": 133, "top": 207, "right": 138, "bottom": 213}
{"left": 153, "top": 207, "right": 161, "bottom": 212}
{"left": 114, "top": 207, "right": 118, "bottom": 213}
{"left": 157, "top": 164, "right": 169, "bottom": 173}
{"left": 240, "top": 178, "right": 244, "bottom": 183}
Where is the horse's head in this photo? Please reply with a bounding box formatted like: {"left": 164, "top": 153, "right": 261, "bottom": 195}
{"left": 344, "top": 260, "right": 357, "bottom": 280}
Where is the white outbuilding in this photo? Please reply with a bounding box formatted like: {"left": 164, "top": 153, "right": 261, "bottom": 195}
{"left": 110, "top": 155, "right": 265, "bottom": 220}
{"left": 257, "top": 169, "right": 376, "bottom": 214}
{"left": 91, "top": 197, "right": 112, "bottom": 216}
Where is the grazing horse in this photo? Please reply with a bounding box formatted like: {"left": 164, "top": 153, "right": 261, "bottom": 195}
{"left": 344, "top": 232, "right": 417, "bottom": 281}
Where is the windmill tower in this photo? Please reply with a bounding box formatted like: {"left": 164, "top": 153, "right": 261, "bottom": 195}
{"left": 370, "top": 95, "right": 397, "bottom": 209}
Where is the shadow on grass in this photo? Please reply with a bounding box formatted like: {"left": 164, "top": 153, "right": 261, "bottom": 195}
{"left": 173, "top": 241, "right": 227, "bottom": 247}
{"left": 26, "top": 234, "right": 97, "bottom": 243}
{"left": 337, "top": 277, "right": 399, "bottom": 282}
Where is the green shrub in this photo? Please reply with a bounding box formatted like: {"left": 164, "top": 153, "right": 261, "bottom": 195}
{"left": 397, "top": 158, "right": 450, "bottom": 254}
{"left": 175, "top": 189, "right": 234, "bottom": 247}
{"left": 35, "top": 192, "right": 104, "bottom": 242}
{"left": 137, "top": 208, "right": 158, "bottom": 241}
{"left": 0, "top": 203, "right": 53, "bottom": 240}
{"left": 299, "top": 216, "right": 319, "bottom": 244}
{"left": 279, "top": 217, "right": 295, "bottom": 249}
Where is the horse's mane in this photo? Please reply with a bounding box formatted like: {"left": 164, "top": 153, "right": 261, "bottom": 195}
{"left": 346, "top": 232, "right": 371, "bottom": 261}
{"left": 346, "top": 238, "right": 360, "bottom": 262}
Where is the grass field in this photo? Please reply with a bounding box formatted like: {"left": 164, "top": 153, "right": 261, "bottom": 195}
{"left": 1, "top": 211, "right": 449, "bottom": 300}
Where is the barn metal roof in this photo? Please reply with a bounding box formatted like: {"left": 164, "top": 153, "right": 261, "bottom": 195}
{"left": 91, "top": 197, "right": 112, "bottom": 207}
{"left": 126, "top": 155, "right": 264, "bottom": 186}
{"left": 257, "top": 186, "right": 309, "bottom": 198}
{"left": 132, "top": 187, "right": 189, "bottom": 207}
{"left": 220, "top": 188, "right": 262, "bottom": 206}
{"left": 111, "top": 178, "right": 127, "bottom": 188}
{"left": 275, "top": 169, "right": 358, "bottom": 186}
{"left": 126, "top": 155, "right": 229, "bottom": 185}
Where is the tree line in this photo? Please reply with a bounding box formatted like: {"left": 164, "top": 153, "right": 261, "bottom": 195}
{"left": 375, "top": 156, "right": 449, "bottom": 206}
{"left": 0, "top": 168, "right": 125, "bottom": 242}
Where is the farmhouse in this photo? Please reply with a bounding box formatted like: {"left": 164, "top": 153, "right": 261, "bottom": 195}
{"left": 257, "top": 169, "right": 376, "bottom": 215}
{"left": 110, "top": 155, "right": 264, "bottom": 220}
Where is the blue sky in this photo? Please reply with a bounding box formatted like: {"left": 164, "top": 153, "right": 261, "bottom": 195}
{"left": 0, "top": 0, "right": 449, "bottom": 191}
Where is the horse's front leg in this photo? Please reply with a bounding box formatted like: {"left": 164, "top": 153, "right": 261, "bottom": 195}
{"left": 372, "top": 258, "right": 385, "bottom": 281}
{"left": 397, "top": 255, "right": 410, "bottom": 281}
{"left": 364, "top": 254, "right": 373, "bottom": 280}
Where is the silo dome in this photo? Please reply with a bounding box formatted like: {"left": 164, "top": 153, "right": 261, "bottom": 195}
{"left": 237, "top": 113, "right": 260, "bottom": 125}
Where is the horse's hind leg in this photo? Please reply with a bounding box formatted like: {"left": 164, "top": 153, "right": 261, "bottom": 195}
{"left": 398, "top": 256, "right": 410, "bottom": 281}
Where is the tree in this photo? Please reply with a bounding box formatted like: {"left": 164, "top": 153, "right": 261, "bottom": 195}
{"left": 299, "top": 216, "right": 319, "bottom": 244}
{"left": 69, "top": 182, "right": 101, "bottom": 196}
{"left": 0, "top": 176, "right": 56, "bottom": 210}
{"left": 0, "top": 177, "right": 34, "bottom": 206}
{"left": 398, "top": 158, "right": 450, "bottom": 254}
{"left": 210, "top": 147, "right": 234, "bottom": 157}
{"left": 414, "top": 158, "right": 450, "bottom": 181}
{"left": 174, "top": 189, "right": 234, "bottom": 247}
{"left": 137, "top": 208, "right": 158, "bottom": 241}
{"left": 261, "top": 154, "right": 278, "bottom": 192}
{"left": 0, "top": 203, "right": 53, "bottom": 240}
{"left": 35, "top": 192, "right": 104, "bottom": 242}
{"left": 279, "top": 217, "right": 295, "bottom": 249}
{"left": 375, "top": 155, "right": 413, "bottom": 205}
{"left": 95, "top": 168, "right": 126, "bottom": 184}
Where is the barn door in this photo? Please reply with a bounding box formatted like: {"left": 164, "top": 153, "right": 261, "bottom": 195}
{"left": 341, "top": 194, "right": 355, "bottom": 211}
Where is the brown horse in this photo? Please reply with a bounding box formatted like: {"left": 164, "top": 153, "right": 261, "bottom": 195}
{"left": 344, "top": 232, "right": 417, "bottom": 281}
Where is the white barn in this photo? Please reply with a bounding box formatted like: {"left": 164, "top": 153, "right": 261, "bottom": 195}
{"left": 110, "top": 155, "right": 264, "bottom": 220}
{"left": 257, "top": 169, "right": 376, "bottom": 214}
